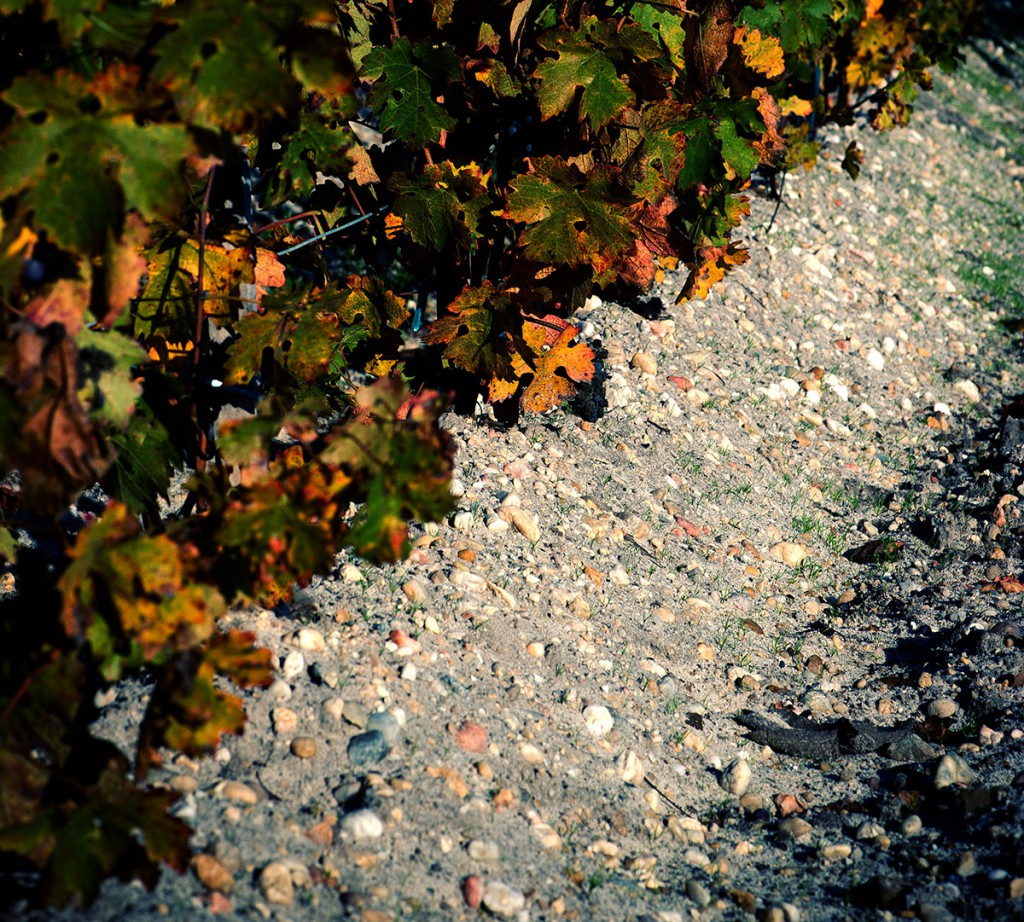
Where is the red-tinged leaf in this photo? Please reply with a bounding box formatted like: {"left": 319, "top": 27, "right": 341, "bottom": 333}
{"left": 752, "top": 88, "right": 786, "bottom": 165}
{"left": 254, "top": 247, "right": 286, "bottom": 294}
{"left": 511, "top": 316, "right": 595, "bottom": 414}
{"left": 981, "top": 576, "right": 1024, "bottom": 594}
{"left": 685, "top": 0, "right": 734, "bottom": 96}
{"left": 203, "top": 630, "right": 275, "bottom": 688}
{"left": 618, "top": 195, "right": 683, "bottom": 289}
{"left": 423, "top": 282, "right": 520, "bottom": 401}
{"left": 733, "top": 26, "right": 786, "bottom": 79}
{"left": 1, "top": 321, "right": 113, "bottom": 512}
{"left": 102, "top": 213, "right": 149, "bottom": 327}
{"left": 677, "top": 244, "right": 750, "bottom": 302}
{"left": 24, "top": 273, "right": 91, "bottom": 335}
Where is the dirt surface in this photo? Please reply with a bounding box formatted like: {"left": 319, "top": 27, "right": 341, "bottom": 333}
{"left": 17, "top": 22, "right": 1024, "bottom": 922}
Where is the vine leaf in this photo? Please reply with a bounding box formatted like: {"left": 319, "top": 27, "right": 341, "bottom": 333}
{"left": 677, "top": 243, "right": 751, "bottom": 302}
{"left": 511, "top": 317, "right": 595, "bottom": 414}
{"left": 137, "top": 630, "right": 273, "bottom": 778}
{"left": 733, "top": 26, "right": 786, "bottom": 78}
{"left": 504, "top": 157, "right": 633, "bottom": 283}
{"left": 2, "top": 322, "right": 112, "bottom": 511}
{"left": 389, "top": 161, "right": 492, "bottom": 253}
{"left": 632, "top": 4, "right": 688, "bottom": 72}
{"left": 106, "top": 405, "right": 180, "bottom": 515}
{"left": 737, "top": 0, "right": 833, "bottom": 55}
{"left": 423, "top": 282, "right": 521, "bottom": 402}
{"left": 0, "top": 66, "right": 191, "bottom": 254}
{"left": 685, "top": 0, "right": 734, "bottom": 96}
{"left": 619, "top": 196, "right": 683, "bottom": 289}
{"left": 103, "top": 213, "right": 150, "bottom": 327}
{"left": 535, "top": 20, "right": 634, "bottom": 129}
{"left": 59, "top": 503, "right": 224, "bottom": 681}
{"left": 75, "top": 327, "right": 147, "bottom": 430}
{"left": 24, "top": 273, "right": 92, "bottom": 335}
{"left": 361, "top": 38, "right": 459, "bottom": 146}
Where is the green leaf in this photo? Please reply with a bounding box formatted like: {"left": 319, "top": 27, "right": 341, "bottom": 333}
{"left": 267, "top": 98, "right": 357, "bottom": 198}
{"left": 504, "top": 157, "right": 633, "bottom": 282}
{"left": 737, "top": 0, "right": 834, "bottom": 55}
{"left": 0, "top": 525, "right": 17, "bottom": 564}
{"left": 715, "top": 117, "right": 760, "bottom": 180}
{"left": 361, "top": 38, "right": 459, "bottom": 146}
{"left": 422, "top": 282, "right": 521, "bottom": 402}
{"left": 675, "top": 115, "right": 718, "bottom": 189}
{"left": 106, "top": 404, "right": 180, "bottom": 515}
{"left": 390, "top": 161, "right": 492, "bottom": 252}
{"left": 631, "top": 4, "right": 688, "bottom": 72}
{"left": 75, "top": 328, "right": 148, "bottom": 429}
{"left": 535, "top": 19, "right": 635, "bottom": 129}
{"left": 0, "top": 68, "right": 191, "bottom": 254}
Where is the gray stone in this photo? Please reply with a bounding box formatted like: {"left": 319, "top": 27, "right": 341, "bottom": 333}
{"left": 686, "top": 879, "right": 711, "bottom": 907}
{"left": 347, "top": 729, "right": 390, "bottom": 766}
{"left": 933, "top": 753, "right": 975, "bottom": 789}
{"left": 887, "top": 734, "right": 942, "bottom": 762}
{"left": 366, "top": 710, "right": 402, "bottom": 746}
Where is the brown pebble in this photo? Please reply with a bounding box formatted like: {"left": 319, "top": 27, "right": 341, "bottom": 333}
{"left": 453, "top": 720, "right": 488, "bottom": 754}
{"left": 462, "top": 875, "right": 483, "bottom": 908}
{"left": 476, "top": 760, "right": 494, "bottom": 780}
{"left": 291, "top": 736, "right": 317, "bottom": 759}
{"left": 192, "top": 854, "right": 234, "bottom": 893}
{"left": 458, "top": 548, "right": 476, "bottom": 562}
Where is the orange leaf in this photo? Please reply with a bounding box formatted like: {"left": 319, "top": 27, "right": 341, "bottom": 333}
{"left": 733, "top": 26, "right": 785, "bottom": 79}
{"left": 513, "top": 316, "right": 595, "bottom": 413}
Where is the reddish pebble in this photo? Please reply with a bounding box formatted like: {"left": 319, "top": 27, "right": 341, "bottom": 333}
{"left": 668, "top": 375, "right": 692, "bottom": 391}
{"left": 206, "top": 892, "right": 233, "bottom": 915}
{"left": 454, "top": 720, "right": 488, "bottom": 754}
{"left": 774, "top": 793, "right": 803, "bottom": 817}
{"left": 462, "top": 875, "right": 483, "bottom": 908}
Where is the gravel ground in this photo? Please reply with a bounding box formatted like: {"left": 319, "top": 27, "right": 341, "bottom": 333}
{"left": 14, "top": 23, "right": 1024, "bottom": 922}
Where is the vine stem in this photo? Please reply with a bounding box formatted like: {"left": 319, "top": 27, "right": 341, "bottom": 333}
{"left": 192, "top": 166, "right": 216, "bottom": 369}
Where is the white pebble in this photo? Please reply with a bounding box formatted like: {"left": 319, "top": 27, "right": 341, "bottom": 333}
{"left": 341, "top": 809, "right": 384, "bottom": 840}
{"left": 866, "top": 348, "right": 885, "bottom": 371}
{"left": 582, "top": 705, "right": 614, "bottom": 736}
{"left": 281, "top": 651, "right": 305, "bottom": 680}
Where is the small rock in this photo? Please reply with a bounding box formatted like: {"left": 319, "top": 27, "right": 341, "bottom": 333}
{"left": 778, "top": 817, "right": 813, "bottom": 841}
{"left": 342, "top": 700, "right": 369, "bottom": 728}
{"left": 857, "top": 821, "right": 885, "bottom": 841}
{"left": 631, "top": 351, "right": 658, "bottom": 375}
{"left": 462, "top": 875, "right": 483, "bottom": 909}
{"left": 770, "top": 542, "right": 808, "bottom": 566}
{"left": 686, "top": 878, "right": 712, "bottom": 908}
{"left": 290, "top": 736, "right": 317, "bottom": 759}
{"left": 192, "top": 854, "right": 234, "bottom": 893}
{"left": 956, "top": 850, "right": 976, "bottom": 876}
{"left": 272, "top": 706, "right": 298, "bottom": 736}
{"left": 887, "top": 735, "right": 942, "bottom": 762}
{"left": 620, "top": 750, "right": 645, "bottom": 785}
{"left": 348, "top": 730, "right": 390, "bottom": 766}
{"left": 498, "top": 505, "right": 540, "bottom": 543}
{"left": 259, "top": 862, "right": 294, "bottom": 906}
{"left": 720, "top": 757, "right": 752, "bottom": 796}
{"left": 582, "top": 704, "right": 614, "bottom": 736}
{"left": 468, "top": 840, "right": 501, "bottom": 862}
{"left": 481, "top": 880, "right": 526, "bottom": 917}
{"left": 520, "top": 742, "right": 544, "bottom": 765}
{"left": 402, "top": 580, "right": 428, "bottom": 604}
{"left": 801, "top": 689, "right": 835, "bottom": 716}
{"left": 213, "top": 781, "right": 258, "bottom": 805}
{"left": 366, "top": 711, "right": 402, "bottom": 746}
{"left": 281, "top": 651, "right": 305, "bottom": 681}
{"left": 926, "top": 698, "right": 957, "bottom": 719}
{"left": 866, "top": 349, "right": 885, "bottom": 371}
{"left": 291, "top": 628, "right": 325, "bottom": 652}
{"left": 683, "top": 847, "right": 710, "bottom": 868}
{"left": 267, "top": 679, "right": 292, "bottom": 702}
{"left": 341, "top": 808, "right": 384, "bottom": 840}
{"left": 454, "top": 720, "right": 488, "bottom": 753}
{"left": 933, "top": 753, "right": 975, "bottom": 789}
{"left": 901, "top": 815, "right": 923, "bottom": 836}
{"left": 821, "top": 843, "right": 852, "bottom": 861}
{"left": 953, "top": 379, "right": 981, "bottom": 403}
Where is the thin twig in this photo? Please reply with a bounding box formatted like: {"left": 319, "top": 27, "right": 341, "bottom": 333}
{"left": 277, "top": 207, "right": 387, "bottom": 257}
{"left": 192, "top": 167, "right": 216, "bottom": 369}
{"left": 765, "top": 167, "right": 787, "bottom": 235}
{"left": 253, "top": 211, "right": 321, "bottom": 236}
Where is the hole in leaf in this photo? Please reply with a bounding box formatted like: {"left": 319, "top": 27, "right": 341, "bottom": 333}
{"left": 78, "top": 94, "right": 101, "bottom": 115}
{"left": 46, "top": 151, "right": 60, "bottom": 165}
{"left": 200, "top": 41, "right": 218, "bottom": 60}
{"left": 573, "top": 219, "right": 587, "bottom": 231}
{"left": 29, "top": 111, "right": 48, "bottom": 125}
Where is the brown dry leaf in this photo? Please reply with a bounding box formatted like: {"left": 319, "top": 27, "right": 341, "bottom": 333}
{"left": 981, "top": 576, "right": 1024, "bottom": 593}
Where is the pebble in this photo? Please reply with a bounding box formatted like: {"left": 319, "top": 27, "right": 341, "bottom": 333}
{"left": 366, "top": 710, "right": 402, "bottom": 746}
{"left": 348, "top": 730, "right": 390, "bottom": 765}
{"left": 290, "top": 736, "right": 316, "bottom": 759}
{"left": 498, "top": 505, "right": 540, "bottom": 543}
{"left": 343, "top": 700, "right": 369, "bottom": 728}
{"left": 821, "top": 843, "right": 852, "bottom": 860}
{"left": 720, "top": 757, "right": 752, "bottom": 796}
{"left": 778, "top": 817, "right": 813, "bottom": 841}
{"left": 683, "top": 847, "right": 711, "bottom": 868}
{"left": 192, "top": 854, "right": 234, "bottom": 893}
{"left": 582, "top": 704, "right": 614, "bottom": 736}
{"left": 933, "top": 753, "right": 975, "bottom": 789}
{"left": 520, "top": 742, "right": 544, "bottom": 765}
{"left": 901, "top": 815, "right": 923, "bottom": 836}
{"left": 259, "top": 862, "right": 294, "bottom": 906}
{"left": 953, "top": 379, "right": 981, "bottom": 403}
{"left": 290, "top": 627, "right": 325, "bottom": 652}
{"left": 214, "top": 781, "right": 259, "bottom": 805}
{"left": 468, "top": 840, "right": 501, "bottom": 862}
{"left": 770, "top": 542, "right": 808, "bottom": 566}
{"left": 402, "top": 579, "right": 428, "bottom": 604}
{"left": 857, "top": 821, "right": 885, "bottom": 841}
{"left": 926, "top": 698, "right": 957, "bottom": 719}
{"left": 631, "top": 351, "right": 658, "bottom": 374}
{"left": 686, "top": 878, "right": 712, "bottom": 907}
{"left": 866, "top": 348, "right": 885, "bottom": 371}
{"left": 462, "top": 875, "right": 483, "bottom": 908}
{"left": 281, "top": 651, "right": 305, "bottom": 680}
{"left": 887, "top": 735, "right": 942, "bottom": 761}
{"left": 801, "top": 689, "right": 835, "bottom": 716}
{"left": 341, "top": 808, "right": 384, "bottom": 840}
{"left": 267, "top": 678, "right": 292, "bottom": 702}
{"left": 272, "top": 707, "right": 299, "bottom": 736}
{"left": 454, "top": 720, "right": 488, "bottom": 753}
{"left": 481, "top": 881, "right": 526, "bottom": 917}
